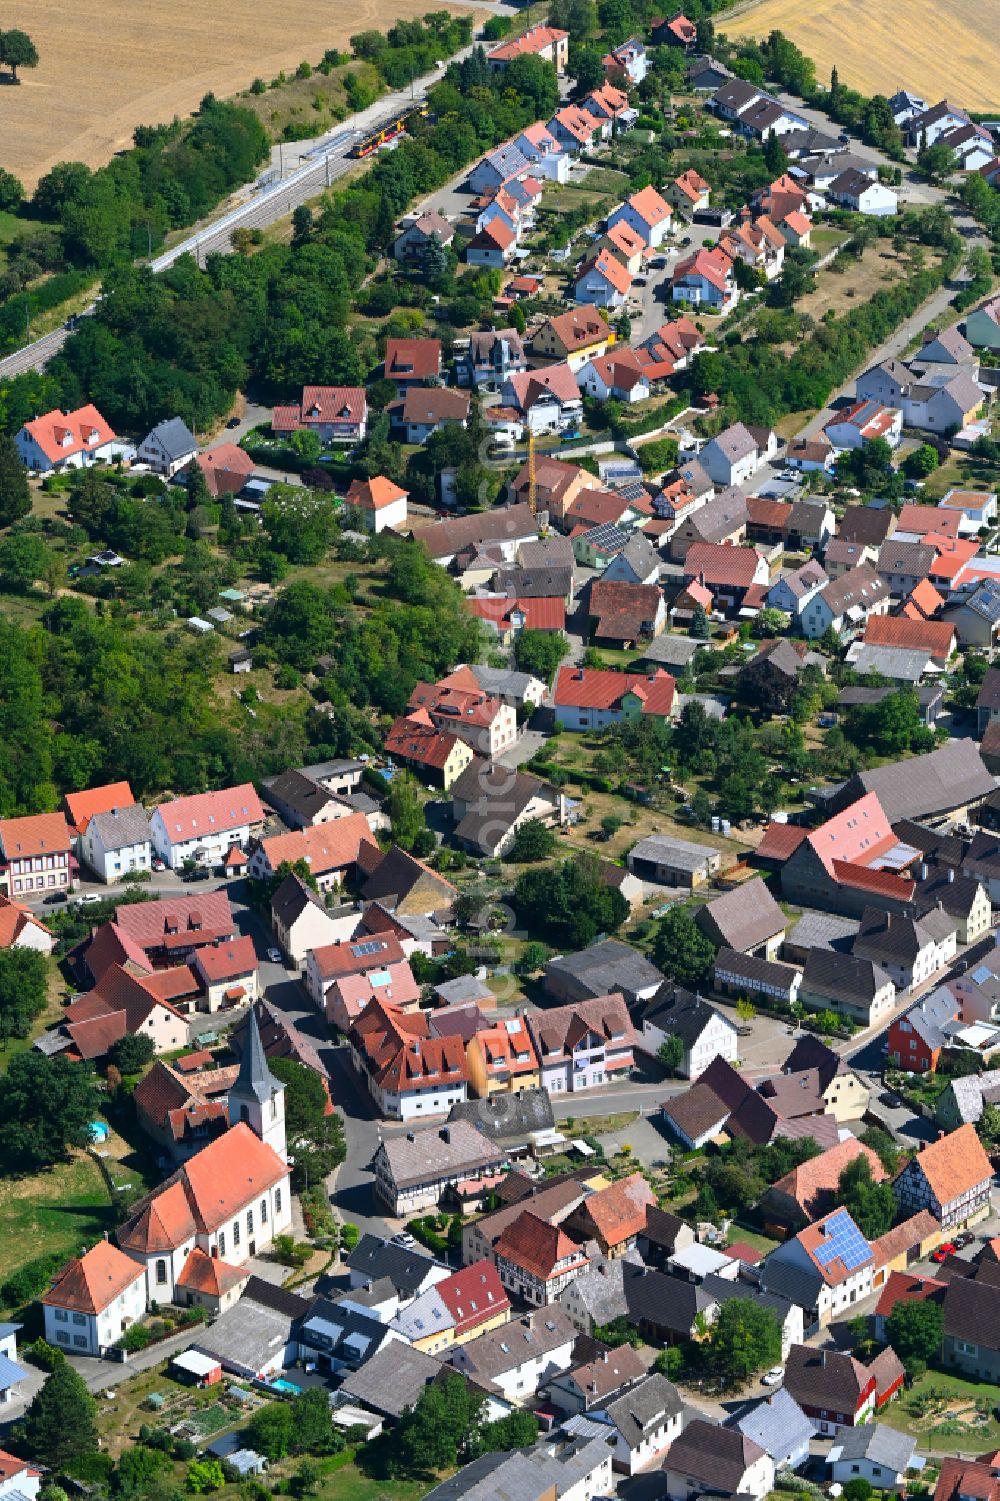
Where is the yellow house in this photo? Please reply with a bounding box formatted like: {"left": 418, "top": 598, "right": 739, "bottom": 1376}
{"left": 820, "top": 1067, "right": 870, "bottom": 1122}
{"left": 390, "top": 1260, "right": 513, "bottom": 1351}
{"left": 466, "top": 1016, "right": 541, "bottom": 1098}
{"left": 869, "top": 1210, "right": 941, "bottom": 1291}
{"left": 532, "top": 308, "right": 614, "bottom": 372}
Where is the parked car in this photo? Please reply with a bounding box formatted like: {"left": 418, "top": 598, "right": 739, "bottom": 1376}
{"left": 267, "top": 948, "right": 283, "bottom": 964}
{"left": 76, "top": 893, "right": 101, "bottom": 905}
{"left": 226, "top": 416, "right": 241, "bottom": 429}
{"left": 932, "top": 1242, "right": 958, "bottom": 1262}
{"left": 151, "top": 858, "right": 166, "bottom": 871}
{"left": 43, "top": 891, "right": 69, "bottom": 905}
{"left": 954, "top": 1232, "right": 974, "bottom": 1249}
{"left": 391, "top": 1231, "right": 416, "bottom": 1248}
{"left": 762, "top": 1366, "right": 784, "bottom": 1386}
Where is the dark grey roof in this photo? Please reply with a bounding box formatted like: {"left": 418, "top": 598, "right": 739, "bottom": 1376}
{"left": 914, "top": 872, "right": 986, "bottom": 921}
{"left": 830, "top": 1423, "right": 915, "bottom": 1474}
{"left": 449, "top": 1087, "right": 555, "bottom": 1144}
{"left": 229, "top": 1005, "right": 282, "bottom": 1108}
{"left": 639, "top": 1205, "right": 689, "bottom": 1254}
{"left": 942, "top": 1269, "right": 1000, "bottom": 1347}
{"left": 639, "top": 983, "right": 733, "bottom": 1046}
{"left": 700, "top": 1274, "right": 794, "bottom": 1327}
{"left": 735, "top": 1387, "right": 815, "bottom": 1463}
{"left": 271, "top": 871, "right": 327, "bottom": 927}
{"left": 783, "top": 1344, "right": 867, "bottom": 1412}
{"left": 468, "top": 665, "right": 546, "bottom": 699}
{"left": 545, "top": 938, "right": 662, "bottom": 999}
{"left": 338, "top": 1342, "right": 443, "bottom": 1418}
{"left": 345, "top": 1235, "right": 449, "bottom": 1296}
{"left": 831, "top": 738, "right": 995, "bottom": 823}
{"left": 785, "top": 911, "right": 858, "bottom": 955}
{"left": 266, "top": 768, "right": 342, "bottom": 821}
{"left": 454, "top": 1307, "right": 575, "bottom": 1378}
{"left": 714, "top": 948, "right": 800, "bottom": 992}
{"left": 360, "top": 845, "right": 456, "bottom": 913}
{"left": 758, "top": 1256, "right": 824, "bottom": 1310}
{"left": 495, "top": 565, "right": 574, "bottom": 598}
{"left": 695, "top": 876, "right": 786, "bottom": 953}
{"left": 605, "top": 1373, "right": 683, "bottom": 1447}
{"left": 802, "top": 948, "right": 892, "bottom": 1005}
{"left": 147, "top": 416, "right": 197, "bottom": 460}
{"left": 88, "top": 804, "right": 151, "bottom": 852}
{"left": 623, "top": 1263, "right": 714, "bottom": 1335}
{"left": 666, "top": 1419, "right": 767, "bottom": 1491}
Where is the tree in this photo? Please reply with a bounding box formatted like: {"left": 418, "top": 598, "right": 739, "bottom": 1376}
{"left": 514, "top": 628, "right": 568, "bottom": 683}
{"left": 567, "top": 43, "right": 605, "bottom": 95}
{"left": 113, "top": 1446, "right": 171, "bottom": 1496}
{"left": 690, "top": 603, "right": 710, "bottom": 639}
{"left": 903, "top": 443, "right": 939, "bottom": 478}
{"left": 835, "top": 1155, "right": 896, "bottom": 1240}
{"left": 0, "top": 433, "right": 31, "bottom": 528}
{"left": 885, "top": 1297, "right": 943, "bottom": 1373}
{"left": 977, "top": 1101, "right": 1000, "bottom": 1149}
{"left": 0, "top": 947, "right": 48, "bottom": 1043}
{"left": 246, "top": 1402, "right": 296, "bottom": 1460}
{"left": 860, "top": 1125, "right": 901, "bottom": 1175}
{"left": 290, "top": 1388, "right": 334, "bottom": 1453}
{"left": 515, "top": 940, "right": 550, "bottom": 976}
{"left": 763, "top": 129, "right": 789, "bottom": 175}
{"left": 0, "top": 1052, "right": 101, "bottom": 1170}
{"left": 658, "top": 1033, "right": 684, "bottom": 1076}
{"left": 20, "top": 1362, "right": 98, "bottom": 1465}
{"left": 0, "top": 167, "right": 24, "bottom": 212}
{"left": 186, "top": 1461, "right": 225, "bottom": 1494}
{"left": 0, "top": 533, "right": 48, "bottom": 594}
{"left": 396, "top": 1372, "right": 484, "bottom": 1475}
{"left": 269, "top": 1057, "right": 329, "bottom": 1143}
{"left": 0, "top": 29, "right": 39, "bottom": 81}
{"left": 513, "top": 852, "right": 628, "bottom": 949}
{"left": 509, "top": 818, "right": 557, "bottom": 863}
{"left": 107, "top": 1032, "right": 155, "bottom": 1074}
{"left": 708, "top": 1298, "right": 782, "bottom": 1384}
{"left": 918, "top": 141, "right": 957, "bottom": 182}
{"left": 651, "top": 908, "right": 715, "bottom": 989}
{"left": 388, "top": 773, "right": 426, "bottom": 852}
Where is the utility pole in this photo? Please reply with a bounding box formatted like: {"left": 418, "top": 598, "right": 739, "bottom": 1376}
{"left": 25, "top": 297, "right": 30, "bottom": 345}
{"left": 279, "top": 141, "right": 284, "bottom": 178}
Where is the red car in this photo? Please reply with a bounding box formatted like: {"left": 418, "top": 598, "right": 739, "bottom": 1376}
{"left": 932, "top": 1243, "right": 958, "bottom": 1262}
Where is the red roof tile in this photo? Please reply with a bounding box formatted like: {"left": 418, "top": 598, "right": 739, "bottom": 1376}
{"left": 42, "top": 1241, "right": 145, "bottom": 1314}
{"left": 0, "top": 811, "right": 72, "bottom": 860}
{"left": 863, "top": 614, "right": 956, "bottom": 656}
{"left": 64, "top": 781, "right": 135, "bottom": 834}
{"left": 554, "top": 665, "right": 675, "bottom": 717}
{"left": 153, "top": 783, "right": 263, "bottom": 844}
{"left": 494, "top": 1209, "right": 587, "bottom": 1281}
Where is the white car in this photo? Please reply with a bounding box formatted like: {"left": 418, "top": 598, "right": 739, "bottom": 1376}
{"left": 76, "top": 893, "right": 101, "bottom": 905}
{"left": 761, "top": 1366, "right": 784, "bottom": 1387}
{"left": 267, "top": 948, "right": 282, "bottom": 964}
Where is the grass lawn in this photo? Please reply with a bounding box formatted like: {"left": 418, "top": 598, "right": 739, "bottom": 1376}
{"left": 810, "top": 226, "right": 849, "bottom": 255}
{"left": 0, "top": 1151, "right": 115, "bottom": 1298}
{"left": 0, "top": 957, "right": 69, "bottom": 1073}
{"left": 313, "top": 1464, "right": 428, "bottom": 1501}
{"left": 881, "top": 1369, "right": 1000, "bottom": 1451}
{"left": 727, "top": 1227, "right": 782, "bottom": 1256}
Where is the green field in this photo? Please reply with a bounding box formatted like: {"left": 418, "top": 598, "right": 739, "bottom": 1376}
{"left": 0, "top": 1152, "right": 115, "bottom": 1295}
{"left": 881, "top": 1369, "right": 1000, "bottom": 1451}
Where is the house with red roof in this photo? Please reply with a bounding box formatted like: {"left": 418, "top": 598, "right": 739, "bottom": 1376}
{"left": 271, "top": 386, "right": 367, "bottom": 445}
{"left": 602, "top": 35, "right": 648, "bottom": 84}
{"left": 683, "top": 541, "right": 770, "bottom": 613}
{"left": 565, "top": 1171, "right": 656, "bottom": 1257}
{"left": 43, "top": 1241, "right": 148, "bottom": 1357}
{"left": 305, "top": 932, "right": 420, "bottom": 1033}
{"left": 247, "top": 812, "right": 377, "bottom": 893}
{"left": 576, "top": 347, "right": 650, "bottom": 404}
{"left": 466, "top": 218, "right": 517, "bottom": 270}
{"left": 825, "top": 399, "right": 903, "bottom": 452}
{"left": 349, "top": 995, "right": 469, "bottom": 1120}
{"left": 435, "top": 1260, "right": 511, "bottom": 1344}
{"left": 493, "top": 1209, "right": 589, "bottom": 1305}
{"left": 609, "top": 186, "right": 673, "bottom": 249}
{"left": 383, "top": 337, "right": 442, "bottom": 394}
{"left": 0, "top": 1450, "right": 41, "bottom": 1495}
{"left": 873, "top": 1270, "right": 945, "bottom": 1340}
{"left": 668, "top": 168, "right": 711, "bottom": 215}
{"left": 116, "top": 1118, "right": 292, "bottom": 1302}
{"left": 384, "top": 712, "right": 474, "bottom": 790}
{"left": 653, "top": 12, "right": 697, "bottom": 49}
{"left": 0, "top": 893, "right": 52, "bottom": 955}
{"left": 0, "top": 811, "right": 73, "bottom": 898}
{"left": 149, "top": 784, "right": 264, "bottom": 872}
{"left": 780, "top": 791, "right": 915, "bottom": 919}
{"left": 64, "top": 781, "right": 136, "bottom": 838}
{"left": 408, "top": 677, "right": 518, "bottom": 759}
{"left": 533, "top": 308, "right": 613, "bottom": 371}
{"left": 344, "top": 475, "right": 408, "bottom": 534}
{"left": 16, "top": 403, "right": 120, "bottom": 475}
{"left": 191, "top": 935, "right": 259, "bottom": 1013}
{"left": 504, "top": 363, "right": 584, "bottom": 434}
{"left": 466, "top": 594, "right": 566, "bottom": 643}
{"left": 487, "top": 22, "right": 569, "bottom": 72}
{"left": 175, "top": 1246, "right": 249, "bottom": 1316}
{"left": 584, "top": 81, "right": 632, "bottom": 125}
{"left": 574, "top": 249, "right": 633, "bottom": 309}
{"left": 193, "top": 443, "right": 254, "bottom": 500}
{"left": 672, "top": 246, "right": 737, "bottom": 311}
{"left": 862, "top": 612, "right": 956, "bottom": 666}
{"left": 554, "top": 665, "right": 675, "bottom": 729}
{"left": 134, "top": 1058, "right": 237, "bottom": 1161}
{"left": 548, "top": 104, "right": 604, "bottom": 153}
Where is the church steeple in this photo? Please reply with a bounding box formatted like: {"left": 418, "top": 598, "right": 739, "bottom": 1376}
{"left": 228, "top": 1004, "right": 286, "bottom": 1161}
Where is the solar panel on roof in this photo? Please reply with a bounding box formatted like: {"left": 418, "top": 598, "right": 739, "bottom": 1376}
{"left": 352, "top": 940, "right": 382, "bottom": 957}
{"left": 813, "top": 1209, "right": 871, "bottom": 1272}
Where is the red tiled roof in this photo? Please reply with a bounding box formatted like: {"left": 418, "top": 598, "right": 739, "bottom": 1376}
{"left": 194, "top": 936, "right": 258, "bottom": 984}
{"left": 194, "top": 444, "right": 253, "bottom": 498}
{"left": 903, "top": 1123, "right": 992, "bottom": 1204}
{"left": 903, "top": 578, "right": 946, "bottom": 620}
{"left": 436, "top": 1259, "right": 511, "bottom": 1337}
{"left": 488, "top": 21, "right": 568, "bottom": 60}
{"left": 832, "top": 860, "right": 916, "bottom": 901}
{"left": 121, "top": 1122, "right": 288, "bottom": 1246}
{"left": 257, "top": 813, "right": 378, "bottom": 877}
{"left": 576, "top": 1171, "right": 655, "bottom": 1247}
{"left": 176, "top": 1247, "right": 249, "bottom": 1297}
{"left": 755, "top": 822, "right": 808, "bottom": 863}
{"left": 674, "top": 167, "right": 709, "bottom": 201}
{"left": 64, "top": 781, "right": 135, "bottom": 834}
{"left": 684, "top": 542, "right": 762, "bottom": 588}
{"left": 674, "top": 246, "right": 733, "bottom": 293}
{"left": 540, "top": 307, "right": 611, "bottom": 354}
{"left": 350, "top": 995, "right": 468, "bottom": 1093}
{"left": 494, "top": 1209, "right": 587, "bottom": 1281}
{"left": 554, "top": 665, "right": 675, "bottom": 717}
{"left": 874, "top": 1268, "right": 945, "bottom": 1321}
{"left": 385, "top": 337, "right": 441, "bottom": 381}
{"left": 42, "top": 1241, "right": 145, "bottom": 1314}
{"left": 577, "top": 250, "right": 632, "bottom": 296}
{"left": 311, "top": 933, "right": 406, "bottom": 981}
{"left": 0, "top": 811, "right": 72, "bottom": 860}
{"left": 747, "top": 496, "right": 792, "bottom": 529}
{"left": 346, "top": 476, "right": 408, "bottom": 510}
{"left": 804, "top": 791, "right": 894, "bottom": 876}
{"left": 897, "top": 503, "right": 959, "bottom": 539}
{"left": 627, "top": 185, "right": 672, "bottom": 229}
{"left": 0, "top": 893, "right": 51, "bottom": 950}
{"left": 153, "top": 783, "right": 263, "bottom": 845}
{"left": 863, "top": 614, "right": 955, "bottom": 656}
{"left": 22, "top": 404, "right": 116, "bottom": 465}
{"left": 115, "top": 891, "right": 233, "bottom": 950}
{"left": 385, "top": 714, "right": 466, "bottom": 771}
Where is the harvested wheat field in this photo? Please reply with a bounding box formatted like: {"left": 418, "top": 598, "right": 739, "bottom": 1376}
{"left": 0, "top": 0, "right": 477, "bottom": 189}
{"left": 732, "top": 0, "right": 1000, "bottom": 111}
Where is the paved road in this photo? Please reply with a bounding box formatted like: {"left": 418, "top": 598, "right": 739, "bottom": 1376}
{"left": 0, "top": 12, "right": 519, "bottom": 380}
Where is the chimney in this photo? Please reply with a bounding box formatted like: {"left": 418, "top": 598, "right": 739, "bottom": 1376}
{"left": 947, "top": 867, "right": 955, "bottom": 883}
{"left": 440, "top": 1126, "right": 451, "bottom": 1144}
{"left": 406, "top": 1131, "right": 416, "bottom": 1142}
{"left": 820, "top": 1350, "right": 827, "bottom": 1367}
{"left": 919, "top": 861, "right": 928, "bottom": 881}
